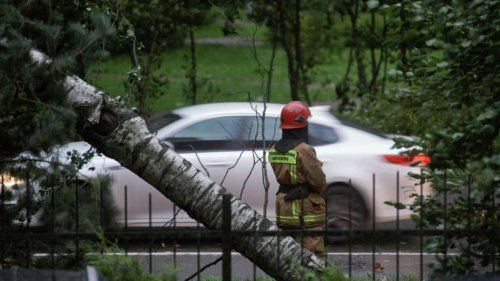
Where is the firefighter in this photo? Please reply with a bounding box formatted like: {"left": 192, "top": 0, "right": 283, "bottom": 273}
{"left": 268, "top": 101, "right": 327, "bottom": 256}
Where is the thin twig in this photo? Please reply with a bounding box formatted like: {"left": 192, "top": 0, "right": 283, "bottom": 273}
{"left": 188, "top": 145, "right": 210, "bottom": 178}
{"left": 261, "top": 26, "right": 278, "bottom": 218}
{"left": 239, "top": 155, "right": 258, "bottom": 199}
{"left": 184, "top": 257, "right": 223, "bottom": 281}
{"left": 207, "top": 1, "right": 277, "bottom": 219}
{"left": 220, "top": 120, "right": 254, "bottom": 187}
{"left": 162, "top": 207, "right": 183, "bottom": 228}
{"left": 219, "top": 149, "right": 245, "bottom": 187}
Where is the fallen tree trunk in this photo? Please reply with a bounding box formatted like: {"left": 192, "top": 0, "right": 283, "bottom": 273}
{"left": 29, "top": 49, "right": 325, "bottom": 280}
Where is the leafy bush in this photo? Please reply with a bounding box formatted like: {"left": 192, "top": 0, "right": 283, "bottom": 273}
{"left": 88, "top": 252, "right": 179, "bottom": 281}
{"left": 346, "top": 0, "right": 499, "bottom": 277}
{"left": 39, "top": 175, "right": 119, "bottom": 232}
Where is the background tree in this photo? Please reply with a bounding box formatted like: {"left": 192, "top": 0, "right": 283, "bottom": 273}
{"left": 120, "top": 0, "right": 175, "bottom": 116}
{"left": 248, "top": 0, "right": 337, "bottom": 104}
{"left": 330, "top": 0, "right": 394, "bottom": 111}
{"left": 179, "top": 0, "right": 212, "bottom": 105}
{"left": 119, "top": 0, "right": 212, "bottom": 114}
{"left": 406, "top": 0, "right": 499, "bottom": 276}
{"left": 350, "top": 0, "right": 499, "bottom": 276}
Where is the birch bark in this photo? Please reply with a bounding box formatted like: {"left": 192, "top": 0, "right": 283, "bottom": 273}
{"left": 29, "top": 49, "right": 325, "bottom": 280}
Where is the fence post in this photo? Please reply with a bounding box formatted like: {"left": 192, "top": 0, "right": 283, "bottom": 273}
{"left": 124, "top": 185, "right": 128, "bottom": 256}
{"left": 26, "top": 171, "right": 31, "bottom": 268}
{"left": 372, "top": 173, "right": 376, "bottom": 281}
{"left": 74, "top": 179, "right": 79, "bottom": 265}
{"left": 148, "top": 193, "right": 152, "bottom": 274}
{"left": 222, "top": 194, "right": 232, "bottom": 281}
{"left": 1, "top": 173, "right": 4, "bottom": 267}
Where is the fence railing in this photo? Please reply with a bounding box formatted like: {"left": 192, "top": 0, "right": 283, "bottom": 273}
{"left": 0, "top": 172, "right": 498, "bottom": 281}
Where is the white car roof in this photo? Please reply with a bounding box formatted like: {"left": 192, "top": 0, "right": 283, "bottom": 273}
{"left": 171, "top": 102, "right": 339, "bottom": 123}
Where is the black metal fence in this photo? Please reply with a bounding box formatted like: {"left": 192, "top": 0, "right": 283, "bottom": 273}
{"left": 0, "top": 172, "right": 498, "bottom": 280}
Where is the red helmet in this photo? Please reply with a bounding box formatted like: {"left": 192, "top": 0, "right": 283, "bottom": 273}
{"left": 280, "top": 101, "right": 311, "bottom": 129}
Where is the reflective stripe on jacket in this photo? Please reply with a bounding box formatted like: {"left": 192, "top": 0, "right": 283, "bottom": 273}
{"left": 269, "top": 143, "right": 327, "bottom": 228}
{"left": 268, "top": 148, "right": 298, "bottom": 184}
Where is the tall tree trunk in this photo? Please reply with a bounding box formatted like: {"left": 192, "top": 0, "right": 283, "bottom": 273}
{"left": 76, "top": 54, "right": 86, "bottom": 78}
{"left": 136, "top": 28, "right": 159, "bottom": 116}
{"left": 367, "top": 10, "right": 387, "bottom": 98}
{"left": 399, "top": 0, "right": 409, "bottom": 79}
{"left": 335, "top": 46, "right": 353, "bottom": 113}
{"left": 348, "top": 0, "right": 368, "bottom": 95}
{"left": 277, "top": 0, "right": 300, "bottom": 101}
{"left": 28, "top": 49, "right": 325, "bottom": 281}
{"left": 369, "top": 10, "right": 377, "bottom": 97}
{"left": 188, "top": 24, "right": 197, "bottom": 105}
{"left": 186, "top": 0, "right": 197, "bottom": 105}
{"left": 293, "top": 0, "right": 311, "bottom": 105}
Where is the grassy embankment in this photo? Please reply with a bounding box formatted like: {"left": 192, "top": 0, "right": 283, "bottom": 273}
{"left": 87, "top": 21, "right": 350, "bottom": 113}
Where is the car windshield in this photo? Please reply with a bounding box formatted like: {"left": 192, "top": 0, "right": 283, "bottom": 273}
{"left": 336, "top": 115, "right": 388, "bottom": 139}
{"left": 147, "top": 112, "right": 181, "bottom": 132}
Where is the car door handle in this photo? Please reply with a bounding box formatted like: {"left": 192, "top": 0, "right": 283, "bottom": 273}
{"left": 205, "top": 161, "right": 233, "bottom": 167}
{"left": 107, "top": 165, "right": 124, "bottom": 171}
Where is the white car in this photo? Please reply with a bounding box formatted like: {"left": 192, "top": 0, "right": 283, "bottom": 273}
{"left": 59, "top": 102, "right": 432, "bottom": 230}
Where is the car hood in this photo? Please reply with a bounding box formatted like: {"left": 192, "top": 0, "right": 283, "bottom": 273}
{"left": 49, "top": 141, "right": 121, "bottom": 178}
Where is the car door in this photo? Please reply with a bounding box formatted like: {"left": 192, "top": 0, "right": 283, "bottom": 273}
{"left": 163, "top": 116, "right": 251, "bottom": 224}
{"left": 234, "top": 115, "right": 281, "bottom": 219}
{"left": 167, "top": 115, "right": 283, "bottom": 221}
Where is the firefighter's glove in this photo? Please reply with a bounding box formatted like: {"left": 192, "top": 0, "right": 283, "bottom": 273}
{"left": 284, "top": 186, "right": 309, "bottom": 202}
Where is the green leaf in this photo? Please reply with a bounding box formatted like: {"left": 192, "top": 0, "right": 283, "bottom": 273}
{"left": 477, "top": 110, "right": 496, "bottom": 121}
{"left": 367, "top": 0, "right": 379, "bottom": 10}
{"left": 439, "top": 6, "right": 449, "bottom": 14}
{"left": 384, "top": 200, "right": 407, "bottom": 210}
{"left": 460, "top": 40, "right": 471, "bottom": 48}
{"left": 485, "top": 55, "right": 494, "bottom": 64}
{"left": 490, "top": 154, "right": 500, "bottom": 165}
{"left": 437, "top": 62, "right": 449, "bottom": 68}
{"left": 426, "top": 38, "right": 444, "bottom": 47}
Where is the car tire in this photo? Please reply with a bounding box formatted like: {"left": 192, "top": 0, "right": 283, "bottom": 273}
{"left": 324, "top": 184, "right": 367, "bottom": 242}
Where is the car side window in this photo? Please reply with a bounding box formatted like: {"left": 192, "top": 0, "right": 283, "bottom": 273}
{"left": 165, "top": 116, "right": 246, "bottom": 152}
{"left": 241, "top": 116, "right": 280, "bottom": 149}
{"left": 241, "top": 117, "right": 339, "bottom": 148}
{"left": 309, "top": 123, "right": 339, "bottom": 145}
{"left": 147, "top": 113, "right": 180, "bottom": 133}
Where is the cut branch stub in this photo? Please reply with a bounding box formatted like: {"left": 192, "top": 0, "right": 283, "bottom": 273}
{"left": 93, "top": 110, "right": 118, "bottom": 136}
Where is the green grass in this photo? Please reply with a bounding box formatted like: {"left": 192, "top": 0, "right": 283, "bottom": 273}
{"left": 194, "top": 7, "right": 269, "bottom": 41}
{"left": 194, "top": 19, "right": 269, "bottom": 41}
{"left": 86, "top": 11, "right": 392, "bottom": 114}
{"left": 87, "top": 44, "right": 349, "bottom": 113}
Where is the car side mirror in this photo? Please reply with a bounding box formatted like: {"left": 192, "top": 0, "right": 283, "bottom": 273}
{"left": 161, "top": 140, "right": 175, "bottom": 149}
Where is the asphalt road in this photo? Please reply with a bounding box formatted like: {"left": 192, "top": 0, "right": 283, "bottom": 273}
{"left": 127, "top": 250, "right": 435, "bottom": 280}
{"left": 120, "top": 236, "right": 437, "bottom": 280}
